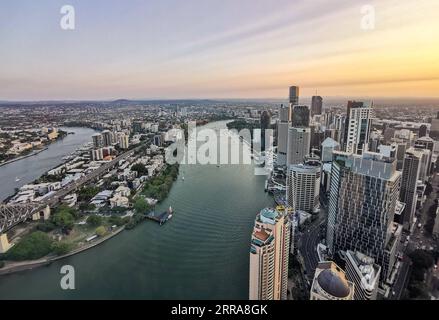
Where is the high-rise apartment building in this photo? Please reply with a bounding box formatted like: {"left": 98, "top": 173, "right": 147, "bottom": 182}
{"left": 286, "top": 162, "right": 321, "bottom": 214}
{"left": 345, "top": 250, "right": 380, "bottom": 300}
{"left": 119, "top": 134, "right": 129, "bottom": 150}
{"left": 249, "top": 208, "right": 290, "bottom": 300}
{"left": 102, "top": 130, "right": 113, "bottom": 147}
{"left": 92, "top": 133, "right": 103, "bottom": 149}
{"left": 326, "top": 151, "right": 401, "bottom": 281}
{"left": 311, "top": 96, "right": 323, "bottom": 117}
{"left": 343, "top": 101, "right": 374, "bottom": 155}
{"left": 310, "top": 261, "right": 354, "bottom": 300}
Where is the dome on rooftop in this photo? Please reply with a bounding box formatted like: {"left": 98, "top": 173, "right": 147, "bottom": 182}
{"left": 317, "top": 269, "right": 351, "bottom": 298}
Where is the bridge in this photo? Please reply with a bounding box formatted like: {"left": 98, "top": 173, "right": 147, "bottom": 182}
{"left": 0, "top": 145, "right": 140, "bottom": 253}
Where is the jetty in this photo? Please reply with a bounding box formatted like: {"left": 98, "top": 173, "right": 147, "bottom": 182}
{"left": 146, "top": 206, "right": 174, "bottom": 226}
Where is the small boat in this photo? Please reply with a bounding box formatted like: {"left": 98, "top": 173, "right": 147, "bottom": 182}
{"left": 182, "top": 176, "right": 185, "bottom": 181}
{"left": 15, "top": 177, "right": 20, "bottom": 182}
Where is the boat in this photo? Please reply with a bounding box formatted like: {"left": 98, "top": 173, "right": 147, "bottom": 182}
{"left": 182, "top": 176, "right": 185, "bottom": 181}
{"left": 15, "top": 177, "right": 20, "bottom": 182}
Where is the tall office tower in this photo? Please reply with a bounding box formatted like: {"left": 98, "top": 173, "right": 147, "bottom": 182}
{"left": 277, "top": 104, "right": 290, "bottom": 166}
{"left": 326, "top": 151, "right": 402, "bottom": 281}
{"left": 345, "top": 251, "right": 380, "bottom": 300}
{"left": 92, "top": 133, "right": 103, "bottom": 149}
{"left": 102, "top": 130, "right": 113, "bottom": 147}
{"left": 310, "top": 261, "right": 354, "bottom": 300}
{"left": 431, "top": 112, "right": 439, "bottom": 136}
{"left": 321, "top": 137, "right": 340, "bottom": 163}
{"left": 286, "top": 127, "right": 311, "bottom": 166}
{"left": 291, "top": 105, "right": 310, "bottom": 127}
{"left": 286, "top": 162, "right": 321, "bottom": 214}
{"left": 311, "top": 96, "right": 323, "bottom": 117}
{"left": 415, "top": 136, "right": 435, "bottom": 174}
{"left": 333, "top": 114, "right": 346, "bottom": 145}
{"left": 343, "top": 101, "right": 374, "bottom": 155}
{"left": 289, "top": 86, "right": 299, "bottom": 105}
{"left": 249, "top": 208, "right": 290, "bottom": 300}
{"left": 260, "top": 111, "right": 272, "bottom": 151}
{"left": 398, "top": 148, "right": 422, "bottom": 231}
{"left": 119, "top": 134, "right": 129, "bottom": 150}
{"left": 418, "top": 125, "right": 428, "bottom": 138}
{"left": 310, "top": 125, "right": 325, "bottom": 151}
{"left": 391, "top": 138, "right": 408, "bottom": 170}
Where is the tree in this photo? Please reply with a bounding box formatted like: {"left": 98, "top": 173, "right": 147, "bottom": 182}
{"left": 78, "top": 186, "right": 100, "bottom": 202}
{"left": 36, "top": 221, "right": 56, "bottom": 232}
{"left": 131, "top": 163, "right": 148, "bottom": 176}
{"left": 6, "top": 232, "right": 53, "bottom": 261}
{"left": 134, "top": 197, "right": 151, "bottom": 214}
{"left": 52, "top": 210, "right": 74, "bottom": 230}
{"left": 109, "top": 215, "right": 125, "bottom": 226}
{"left": 95, "top": 226, "right": 107, "bottom": 237}
{"left": 79, "top": 203, "right": 96, "bottom": 212}
{"left": 51, "top": 242, "right": 73, "bottom": 256}
{"left": 409, "top": 250, "right": 435, "bottom": 270}
{"left": 87, "top": 215, "right": 103, "bottom": 227}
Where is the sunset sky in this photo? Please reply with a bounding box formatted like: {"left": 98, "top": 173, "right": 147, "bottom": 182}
{"left": 1, "top": 0, "right": 438, "bottom": 100}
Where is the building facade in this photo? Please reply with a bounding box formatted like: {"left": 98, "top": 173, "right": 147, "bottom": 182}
{"left": 249, "top": 208, "right": 290, "bottom": 300}
{"left": 326, "top": 151, "right": 401, "bottom": 281}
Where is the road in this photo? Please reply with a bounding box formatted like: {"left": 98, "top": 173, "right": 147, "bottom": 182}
{"left": 298, "top": 208, "right": 326, "bottom": 282}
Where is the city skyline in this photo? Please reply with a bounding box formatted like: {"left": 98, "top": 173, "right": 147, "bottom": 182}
{"left": 1, "top": 0, "right": 439, "bottom": 100}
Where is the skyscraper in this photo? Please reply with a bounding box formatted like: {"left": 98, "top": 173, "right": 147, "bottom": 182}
{"left": 277, "top": 104, "right": 290, "bottom": 166}
{"left": 102, "top": 130, "right": 113, "bottom": 147}
{"left": 326, "top": 151, "right": 402, "bottom": 281}
{"left": 291, "top": 105, "right": 310, "bottom": 127}
{"left": 310, "top": 261, "right": 354, "bottom": 300}
{"left": 415, "top": 136, "right": 435, "bottom": 175}
{"left": 92, "top": 133, "right": 103, "bottom": 149}
{"left": 249, "top": 208, "right": 290, "bottom": 300}
{"left": 286, "top": 127, "right": 311, "bottom": 166}
{"left": 418, "top": 124, "right": 428, "bottom": 138}
{"left": 398, "top": 148, "right": 422, "bottom": 231}
{"left": 311, "top": 96, "right": 323, "bottom": 117}
{"left": 343, "top": 101, "right": 374, "bottom": 155}
{"left": 345, "top": 251, "right": 380, "bottom": 300}
{"left": 286, "top": 162, "right": 321, "bottom": 214}
{"left": 289, "top": 86, "right": 299, "bottom": 105}
{"left": 119, "top": 134, "right": 129, "bottom": 150}
{"left": 260, "top": 110, "right": 272, "bottom": 151}
{"left": 321, "top": 137, "right": 340, "bottom": 163}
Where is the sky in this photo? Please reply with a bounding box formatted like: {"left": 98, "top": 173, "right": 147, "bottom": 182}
{"left": 0, "top": 0, "right": 439, "bottom": 100}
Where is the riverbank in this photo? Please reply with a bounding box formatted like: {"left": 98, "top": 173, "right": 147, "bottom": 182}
{"left": 0, "top": 147, "right": 48, "bottom": 167}
{"left": 0, "top": 226, "right": 124, "bottom": 276}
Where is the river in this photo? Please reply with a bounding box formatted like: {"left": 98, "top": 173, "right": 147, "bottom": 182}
{"left": 0, "top": 121, "right": 273, "bottom": 299}
{"left": 0, "top": 127, "right": 96, "bottom": 202}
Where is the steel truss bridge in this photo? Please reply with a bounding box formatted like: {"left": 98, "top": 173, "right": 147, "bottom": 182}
{"left": 0, "top": 203, "right": 46, "bottom": 234}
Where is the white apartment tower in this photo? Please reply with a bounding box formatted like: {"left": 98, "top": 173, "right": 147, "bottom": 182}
{"left": 249, "top": 208, "right": 290, "bottom": 300}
